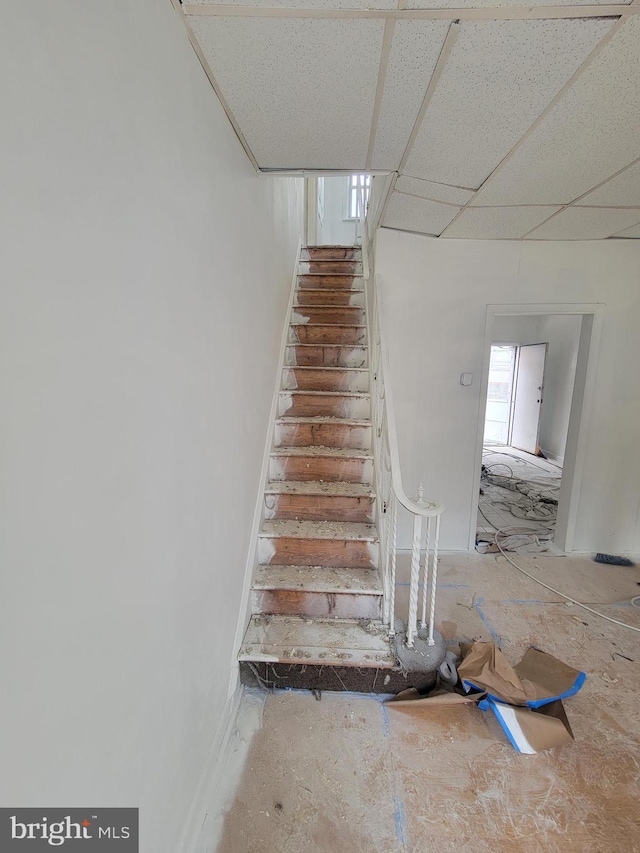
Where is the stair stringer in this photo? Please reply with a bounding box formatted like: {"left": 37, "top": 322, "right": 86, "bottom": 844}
{"left": 226, "top": 240, "right": 303, "bottom": 701}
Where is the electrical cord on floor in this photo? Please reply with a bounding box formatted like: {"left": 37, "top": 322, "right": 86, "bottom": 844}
{"left": 494, "top": 526, "right": 640, "bottom": 632}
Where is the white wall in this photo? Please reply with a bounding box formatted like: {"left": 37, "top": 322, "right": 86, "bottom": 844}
{"left": 537, "top": 315, "right": 581, "bottom": 463}
{"left": 319, "top": 177, "right": 357, "bottom": 245}
{"left": 0, "top": 2, "right": 303, "bottom": 852}
{"left": 376, "top": 228, "right": 640, "bottom": 554}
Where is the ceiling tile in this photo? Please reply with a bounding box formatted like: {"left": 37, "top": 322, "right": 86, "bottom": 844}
{"left": 370, "top": 21, "right": 449, "bottom": 170}
{"left": 473, "top": 18, "right": 640, "bottom": 206}
{"left": 395, "top": 175, "right": 474, "bottom": 205}
{"left": 190, "top": 17, "right": 384, "bottom": 169}
{"left": 612, "top": 223, "right": 640, "bottom": 239}
{"left": 189, "top": 0, "right": 396, "bottom": 6}
{"left": 407, "top": 0, "right": 629, "bottom": 6}
{"left": 578, "top": 160, "right": 640, "bottom": 207}
{"left": 382, "top": 191, "right": 460, "bottom": 235}
{"left": 443, "top": 206, "right": 561, "bottom": 239}
{"left": 527, "top": 207, "right": 640, "bottom": 240}
{"left": 403, "top": 18, "right": 613, "bottom": 189}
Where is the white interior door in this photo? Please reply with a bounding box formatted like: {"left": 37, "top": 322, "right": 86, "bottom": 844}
{"left": 510, "top": 343, "right": 547, "bottom": 453}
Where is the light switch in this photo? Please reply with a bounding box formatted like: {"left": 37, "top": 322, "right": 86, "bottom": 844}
{"left": 460, "top": 373, "right": 473, "bottom": 386}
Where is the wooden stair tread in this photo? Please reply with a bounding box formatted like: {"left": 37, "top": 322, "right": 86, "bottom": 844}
{"left": 239, "top": 615, "right": 394, "bottom": 668}
{"left": 265, "top": 480, "right": 374, "bottom": 497}
{"left": 283, "top": 366, "right": 367, "bottom": 373}
{"left": 296, "top": 288, "right": 364, "bottom": 294}
{"left": 253, "top": 565, "right": 382, "bottom": 594}
{"left": 261, "top": 520, "right": 377, "bottom": 541}
{"left": 271, "top": 446, "right": 372, "bottom": 458}
{"left": 291, "top": 323, "right": 366, "bottom": 328}
{"left": 280, "top": 389, "right": 369, "bottom": 398}
{"left": 276, "top": 415, "right": 370, "bottom": 424}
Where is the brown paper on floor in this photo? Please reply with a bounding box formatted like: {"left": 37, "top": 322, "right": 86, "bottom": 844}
{"left": 385, "top": 686, "right": 485, "bottom": 708}
{"left": 457, "top": 642, "right": 583, "bottom": 706}
{"left": 514, "top": 646, "right": 583, "bottom": 704}
{"left": 486, "top": 699, "right": 575, "bottom": 753}
{"left": 457, "top": 642, "right": 529, "bottom": 705}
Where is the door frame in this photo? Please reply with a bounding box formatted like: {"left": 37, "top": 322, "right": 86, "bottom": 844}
{"left": 470, "top": 303, "right": 604, "bottom": 553}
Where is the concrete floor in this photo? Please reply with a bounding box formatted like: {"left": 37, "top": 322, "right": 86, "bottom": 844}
{"left": 215, "top": 553, "right": 640, "bottom": 852}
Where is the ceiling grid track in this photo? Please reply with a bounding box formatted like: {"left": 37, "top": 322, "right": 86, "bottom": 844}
{"left": 438, "top": 16, "right": 629, "bottom": 238}
{"left": 178, "top": 0, "right": 640, "bottom": 239}
{"left": 365, "top": 18, "right": 396, "bottom": 171}
{"left": 169, "top": 0, "right": 260, "bottom": 170}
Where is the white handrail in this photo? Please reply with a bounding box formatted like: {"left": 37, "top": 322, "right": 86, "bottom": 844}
{"left": 356, "top": 181, "right": 444, "bottom": 649}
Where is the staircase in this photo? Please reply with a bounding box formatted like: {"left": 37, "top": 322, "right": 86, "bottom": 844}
{"left": 239, "top": 246, "right": 409, "bottom": 692}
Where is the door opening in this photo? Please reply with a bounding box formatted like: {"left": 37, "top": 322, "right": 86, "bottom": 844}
{"left": 476, "top": 312, "right": 591, "bottom": 555}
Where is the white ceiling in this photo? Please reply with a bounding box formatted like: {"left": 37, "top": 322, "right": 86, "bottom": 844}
{"left": 180, "top": 0, "right": 640, "bottom": 240}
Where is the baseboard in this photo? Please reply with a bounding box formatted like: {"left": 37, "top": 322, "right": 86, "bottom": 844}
{"left": 539, "top": 448, "right": 564, "bottom": 467}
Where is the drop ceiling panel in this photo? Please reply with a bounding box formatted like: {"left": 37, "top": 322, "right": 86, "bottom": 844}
{"left": 383, "top": 191, "right": 460, "bottom": 235}
{"left": 395, "top": 175, "right": 474, "bottom": 206}
{"left": 578, "top": 160, "right": 640, "bottom": 207}
{"left": 527, "top": 207, "right": 640, "bottom": 240}
{"left": 406, "top": 0, "right": 629, "bottom": 7}
{"left": 190, "top": 17, "right": 384, "bottom": 168}
{"left": 473, "top": 18, "right": 640, "bottom": 206}
{"left": 444, "top": 206, "right": 561, "bottom": 239}
{"left": 402, "top": 19, "right": 613, "bottom": 190}
{"left": 190, "top": 0, "right": 396, "bottom": 6}
{"left": 370, "top": 21, "right": 449, "bottom": 170}
{"left": 613, "top": 224, "right": 640, "bottom": 238}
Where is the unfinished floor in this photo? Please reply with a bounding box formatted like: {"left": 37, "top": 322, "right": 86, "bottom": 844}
{"left": 478, "top": 445, "right": 563, "bottom": 554}
{"left": 213, "top": 552, "right": 640, "bottom": 853}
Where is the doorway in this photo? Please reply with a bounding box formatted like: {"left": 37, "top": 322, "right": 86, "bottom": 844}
{"left": 473, "top": 306, "right": 603, "bottom": 554}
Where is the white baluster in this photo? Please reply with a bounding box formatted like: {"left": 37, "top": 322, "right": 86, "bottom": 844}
{"left": 427, "top": 514, "right": 441, "bottom": 646}
{"left": 421, "top": 516, "right": 433, "bottom": 629}
{"left": 406, "top": 513, "right": 422, "bottom": 648}
{"left": 388, "top": 497, "right": 398, "bottom": 637}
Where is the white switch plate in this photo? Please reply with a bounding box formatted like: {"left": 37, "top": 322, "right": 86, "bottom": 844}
{"left": 460, "top": 373, "right": 473, "bottom": 386}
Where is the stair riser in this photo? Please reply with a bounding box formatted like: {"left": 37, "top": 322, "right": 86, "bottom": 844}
{"left": 282, "top": 368, "right": 369, "bottom": 393}
{"left": 264, "top": 493, "right": 375, "bottom": 523}
{"left": 292, "top": 307, "right": 365, "bottom": 326}
{"left": 252, "top": 589, "right": 381, "bottom": 620}
{"left": 289, "top": 325, "right": 367, "bottom": 345}
{"left": 259, "top": 537, "right": 378, "bottom": 569}
{"left": 298, "top": 275, "right": 361, "bottom": 290}
{"left": 274, "top": 422, "right": 371, "bottom": 450}
{"left": 278, "top": 393, "right": 370, "bottom": 419}
{"left": 301, "top": 247, "right": 361, "bottom": 261}
{"left": 285, "top": 345, "right": 368, "bottom": 368}
{"left": 269, "top": 456, "right": 373, "bottom": 484}
{"left": 299, "top": 261, "right": 363, "bottom": 276}
{"left": 295, "top": 290, "right": 364, "bottom": 307}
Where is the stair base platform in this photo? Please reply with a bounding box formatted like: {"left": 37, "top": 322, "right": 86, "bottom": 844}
{"left": 238, "top": 615, "right": 444, "bottom": 694}
{"left": 239, "top": 661, "right": 435, "bottom": 694}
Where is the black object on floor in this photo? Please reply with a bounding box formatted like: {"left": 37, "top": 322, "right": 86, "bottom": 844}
{"left": 594, "top": 553, "right": 636, "bottom": 567}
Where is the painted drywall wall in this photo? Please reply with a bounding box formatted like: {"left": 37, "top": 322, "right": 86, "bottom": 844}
{"left": 0, "top": 2, "right": 303, "bottom": 852}
{"left": 537, "top": 315, "right": 581, "bottom": 463}
{"left": 319, "top": 177, "right": 357, "bottom": 245}
{"left": 491, "top": 314, "right": 581, "bottom": 463}
{"left": 376, "top": 228, "right": 640, "bottom": 553}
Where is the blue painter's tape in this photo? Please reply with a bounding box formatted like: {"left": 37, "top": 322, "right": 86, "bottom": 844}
{"left": 380, "top": 702, "right": 391, "bottom": 738}
{"left": 473, "top": 597, "right": 502, "bottom": 645}
{"left": 463, "top": 669, "right": 586, "bottom": 709}
{"left": 479, "top": 698, "right": 524, "bottom": 753}
{"left": 393, "top": 796, "right": 407, "bottom": 847}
